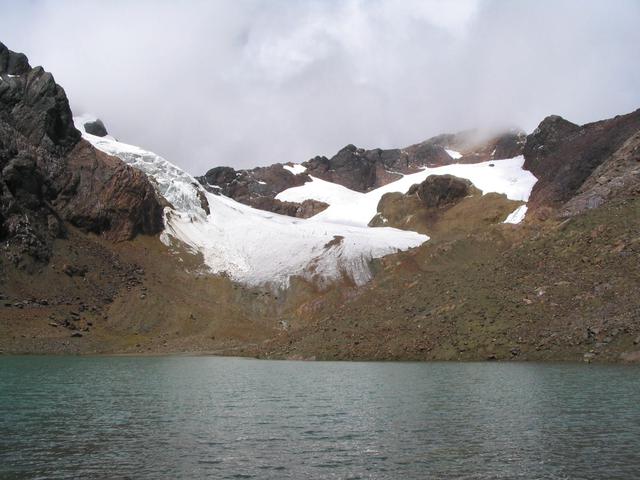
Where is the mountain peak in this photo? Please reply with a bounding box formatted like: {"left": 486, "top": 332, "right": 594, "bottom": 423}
{"left": 0, "top": 42, "right": 30, "bottom": 75}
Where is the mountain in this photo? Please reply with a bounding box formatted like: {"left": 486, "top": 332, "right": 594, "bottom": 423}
{"left": 73, "top": 118, "right": 429, "bottom": 289}
{"left": 1, "top": 41, "right": 639, "bottom": 362}
{"left": 0, "top": 42, "right": 163, "bottom": 265}
{"left": 197, "top": 129, "right": 526, "bottom": 217}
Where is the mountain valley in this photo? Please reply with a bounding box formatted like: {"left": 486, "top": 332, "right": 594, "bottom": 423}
{"left": 1, "top": 41, "right": 639, "bottom": 363}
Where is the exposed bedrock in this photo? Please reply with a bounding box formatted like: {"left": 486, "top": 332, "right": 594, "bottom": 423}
{"left": 0, "top": 41, "right": 163, "bottom": 264}
{"left": 523, "top": 109, "right": 640, "bottom": 217}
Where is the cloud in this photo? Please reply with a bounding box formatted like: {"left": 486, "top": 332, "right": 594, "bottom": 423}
{"left": 1, "top": 0, "right": 639, "bottom": 173}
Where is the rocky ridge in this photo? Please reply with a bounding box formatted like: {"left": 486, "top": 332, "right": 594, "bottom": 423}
{"left": 198, "top": 130, "right": 526, "bottom": 218}
{"left": 523, "top": 109, "right": 640, "bottom": 218}
{"left": 0, "top": 42, "right": 163, "bottom": 267}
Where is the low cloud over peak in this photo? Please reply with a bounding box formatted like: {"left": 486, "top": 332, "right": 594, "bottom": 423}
{"left": 2, "top": 0, "right": 638, "bottom": 173}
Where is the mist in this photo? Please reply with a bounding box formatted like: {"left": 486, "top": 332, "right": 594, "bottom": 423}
{"left": 1, "top": 0, "right": 639, "bottom": 174}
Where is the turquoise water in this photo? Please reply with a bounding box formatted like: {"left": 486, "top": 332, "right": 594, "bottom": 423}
{"left": 0, "top": 356, "right": 639, "bottom": 479}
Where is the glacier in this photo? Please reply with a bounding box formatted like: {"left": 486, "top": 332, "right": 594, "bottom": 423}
{"left": 73, "top": 116, "right": 428, "bottom": 288}
{"left": 74, "top": 116, "right": 537, "bottom": 288}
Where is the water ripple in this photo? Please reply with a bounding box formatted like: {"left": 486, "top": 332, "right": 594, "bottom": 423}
{"left": 1, "top": 357, "right": 639, "bottom": 479}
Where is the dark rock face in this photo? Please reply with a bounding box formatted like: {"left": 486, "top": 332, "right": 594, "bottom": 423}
{"left": 491, "top": 131, "right": 529, "bottom": 159}
{"left": 524, "top": 109, "right": 640, "bottom": 212}
{"left": 200, "top": 166, "right": 236, "bottom": 188}
{"left": 83, "top": 118, "right": 108, "bottom": 137}
{"left": 305, "top": 131, "right": 526, "bottom": 192}
{"left": 304, "top": 144, "right": 378, "bottom": 192}
{"left": 560, "top": 129, "right": 640, "bottom": 217}
{"left": 0, "top": 43, "right": 80, "bottom": 154}
{"left": 409, "top": 174, "right": 475, "bottom": 208}
{"left": 197, "top": 164, "right": 325, "bottom": 218}
{"left": 54, "top": 141, "right": 163, "bottom": 241}
{"left": 0, "top": 41, "right": 163, "bottom": 263}
{"left": 0, "top": 46, "right": 30, "bottom": 75}
{"left": 199, "top": 164, "right": 310, "bottom": 200}
{"left": 304, "top": 143, "right": 454, "bottom": 193}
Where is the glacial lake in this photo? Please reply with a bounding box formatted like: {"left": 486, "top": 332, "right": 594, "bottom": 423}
{"left": 1, "top": 356, "right": 639, "bottom": 479}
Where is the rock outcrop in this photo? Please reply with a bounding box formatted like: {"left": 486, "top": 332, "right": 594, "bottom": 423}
{"left": 199, "top": 164, "right": 309, "bottom": 199}
{"left": 560, "top": 131, "right": 640, "bottom": 216}
{"left": 0, "top": 41, "right": 163, "bottom": 263}
{"left": 248, "top": 196, "right": 329, "bottom": 219}
{"left": 54, "top": 141, "right": 164, "bottom": 241}
{"left": 303, "top": 142, "right": 455, "bottom": 192}
{"left": 408, "top": 174, "right": 475, "bottom": 208}
{"left": 523, "top": 109, "right": 640, "bottom": 215}
{"left": 197, "top": 164, "right": 327, "bottom": 218}
{"left": 304, "top": 131, "right": 526, "bottom": 192}
{"left": 368, "top": 170, "right": 522, "bottom": 239}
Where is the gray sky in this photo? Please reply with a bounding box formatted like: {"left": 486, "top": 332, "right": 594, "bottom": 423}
{"left": 1, "top": 0, "right": 639, "bottom": 174}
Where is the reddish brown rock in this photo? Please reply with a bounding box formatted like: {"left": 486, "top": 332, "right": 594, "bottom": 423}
{"left": 0, "top": 41, "right": 163, "bottom": 262}
{"left": 53, "top": 140, "right": 163, "bottom": 241}
{"left": 523, "top": 109, "right": 640, "bottom": 212}
{"left": 409, "top": 174, "right": 475, "bottom": 208}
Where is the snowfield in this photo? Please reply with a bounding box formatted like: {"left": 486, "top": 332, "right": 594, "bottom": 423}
{"left": 74, "top": 117, "right": 428, "bottom": 288}
{"left": 276, "top": 156, "right": 537, "bottom": 227}
{"left": 74, "top": 116, "right": 537, "bottom": 287}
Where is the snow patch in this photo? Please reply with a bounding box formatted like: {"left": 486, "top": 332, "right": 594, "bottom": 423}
{"left": 446, "top": 149, "right": 462, "bottom": 160}
{"left": 283, "top": 163, "right": 307, "bottom": 175}
{"left": 503, "top": 205, "right": 528, "bottom": 224}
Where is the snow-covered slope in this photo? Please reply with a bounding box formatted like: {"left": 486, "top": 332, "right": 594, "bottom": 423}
{"left": 74, "top": 117, "right": 428, "bottom": 288}
{"left": 276, "top": 156, "right": 537, "bottom": 227}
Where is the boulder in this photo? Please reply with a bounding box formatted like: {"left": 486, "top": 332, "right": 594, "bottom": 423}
{"left": 410, "top": 174, "right": 475, "bottom": 208}
{"left": 83, "top": 118, "right": 108, "bottom": 137}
